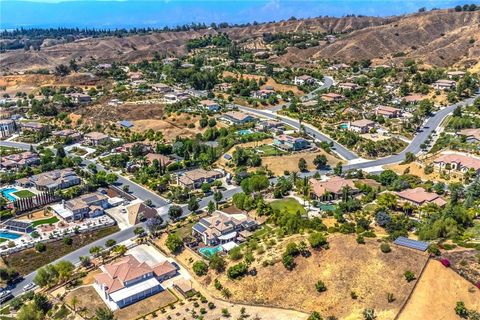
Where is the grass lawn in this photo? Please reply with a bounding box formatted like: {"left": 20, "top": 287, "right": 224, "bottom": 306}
{"left": 270, "top": 198, "right": 306, "bottom": 214}
{"left": 4, "top": 225, "right": 120, "bottom": 275}
{"left": 31, "top": 216, "right": 60, "bottom": 227}
{"left": 254, "top": 144, "right": 288, "bottom": 157}
{"left": 12, "top": 190, "right": 35, "bottom": 199}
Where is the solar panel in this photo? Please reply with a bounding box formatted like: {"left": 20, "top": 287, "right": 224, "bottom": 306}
{"left": 393, "top": 236, "right": 429, "bottom": 251}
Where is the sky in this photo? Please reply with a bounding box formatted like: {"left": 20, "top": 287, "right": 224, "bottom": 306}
{"left": 0, "top": 0, "right": 476, "bottom": 29}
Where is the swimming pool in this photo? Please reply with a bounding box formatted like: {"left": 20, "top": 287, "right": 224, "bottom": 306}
{"left": 237, "top": 129, "right": 253, "bottom": 135}
{"left": 199, "top": 245, "right": 222, "bottom": 258}
{"left": 340, "top": 124, "right": 349, "bottom": 130}
{"left": 0, "top": 231, "right": 21, "bottom": 240}
{"left": 0, "top": 188, "right": 18, "bottom": 202}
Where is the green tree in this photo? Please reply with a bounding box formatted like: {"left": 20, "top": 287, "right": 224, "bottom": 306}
{"left": 309, "top": 233, "right": 327, "bottom": 249}
{"left": 298, "top": 158, "right": 307, "bottom": 172}
{"left": 209, "top": 253, "right": 226, "bottom": 272}
{"left": 193, "top": 261, "right": 209, "bottom": 276}
{"left": 165, "top": 234, "right": 183, "bottom": 253}
{"left": 95, "top": 307, "right": 116, "bottom": 320}
{"left": 313, "top": 155, "right": 328, "bottom": 169}
{"left": 168, "top": 205, "right": 183, "bottom": 220}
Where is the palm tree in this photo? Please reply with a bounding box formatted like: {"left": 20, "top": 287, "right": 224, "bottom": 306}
{"left": 70, "top": 296, "right": 78, "bottom": 313}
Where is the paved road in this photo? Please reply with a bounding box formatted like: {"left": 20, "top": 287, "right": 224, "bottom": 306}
{"left": 344, "top": 95, "right": 479, "bottom": 171}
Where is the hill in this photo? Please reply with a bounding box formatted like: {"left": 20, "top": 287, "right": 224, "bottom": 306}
{"left": 1, "top": 9, "right": 479, "bottom": 72}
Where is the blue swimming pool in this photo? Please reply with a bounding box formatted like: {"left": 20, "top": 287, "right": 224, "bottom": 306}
{"left": 0, "top": 231, "right": 21, "bottom": 240}
{"left": 340, "top": 124, "right": 349, "bottom": 130}
{"left": 237, "top": 129, "right": 253, "bottom": 135}
{"left": 199, "top": 245, "right": 222, "bottom": 258}
{"left": 1, "top": 188, "right": 18, "bottom": 202}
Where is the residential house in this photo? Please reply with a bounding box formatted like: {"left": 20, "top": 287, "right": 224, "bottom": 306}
{"left": 20, "top": 122, "right": 47, "bottom": 133}
{"left": 433, "top": 153, "right": 480, "bottom": 174}
{"left": 164, "top": 92, "right": 190, "bottom": 102}
{"left": 69, "top": 93, "right": 92, "bottom": 104}
{"left": 94, "top": 255, "right": 177, "bottom": 309}
{"left": 128, "top": 72, "right": 143, "bottom": 80}
{"left": 199, "top": 100, "right": 220, "bottom": 112}
{"left": 192, "top": 210, "right": 258, "bottom": 246}
{"left": 26, "top": 168, "right": 81, "bottom": 191}
{"left": 52, "top": 129, "right": 83, "bottom": 143}
{"left": 1, "top": 152, "right": 40, "bottom": 170}
{"left": 375, "top": 105, "right": 401, "bottom": 118}
{"left": 396, "top": 187, "right": 447, "bottom": 207}
{"left": 0, "top": 119, "right": 16, "bottom": 138}
{"left": 117, "top": 142, "right": 152, "bottom": 155}
{"left": 173, "top": 279, "right": 194, "bottom": 297}
{"left": 447, "top": 71, "right": 466, "bottom": 79}
{"left": 273, "top": 135, "right": 310, "bottom": 151}
{"left": 321, "top": 93, "right": 345, "bottom": 102}
{"left": 53, "top": 192, "right": 109, "bottom": 221}
{"left": 151, "top": 83, "right": 173, "bottom": 94}
{"left": 294, "top": 75, "right": 316, "bottom": 86}
{"left": 252, "top": 89, "right": 276, "bottom": 99}
{"left": 309, "top": 176, "right": 359, "bottom": 201}
{"left": 177, "top": 169, "right": 223, "bottom": 189}
{"left": 433, "top": 79, "right": 456, "bottom": 90}
{"left": 328, "top": 63, "right": 350, "bottom": 71}
{"left": 222, "top": 111, "right": 256, "bottom": 124}
{"left": 145, "top": 153, "right": 172, "bottom": 167}
{"left": 214, "top": 83, "right": 232, "bottom": 92}
{"left": 84, "top": 132, "right": 110, "bottom": 146}
{"left": 256, "top": 120, "right": 284, "bottom": 133}
{"left": 458, "top": 129, "right": 480, "bottom": 143}
{"left": 127, "top": 202, "right": 158, "bottom": 225}
{"left": 349, "top": 119, "right": 375, "bottom": 133}
{"left": 338, "top": 82, "right": 360, "bottom": 91}
{"left": 403, "top": 94, "right": 427, "bottom": 104}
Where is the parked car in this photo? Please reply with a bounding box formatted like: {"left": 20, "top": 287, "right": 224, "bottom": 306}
{"left": 23, "top": 283, "right": 36, "bottom": 292}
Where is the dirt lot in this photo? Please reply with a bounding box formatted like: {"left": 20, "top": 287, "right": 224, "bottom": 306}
{"left": 132, "top": 113, "right": 225, "bottom": 141}
{"left": 65, "top": 286, "right": 108, "bottom": 318}
{"left": 114, "top": 290, "right": 177, "bottom": 320}
{"left": 384, "top": 161, "right": 461, "bottom": 183}
{"left": 0, "top": 73, "right": 101, "bottom": 95}
{"left": 205, "top": 234, "right": 428, "bottom": 320}
{"left": 223, "top": 71, "right": 303, "bottom": 96}
{"left": 262, "top": 149, "right": 340, "bottom": 176}
{"left": 398, "top": 259, "right": 480, "bottom": 320}
{"left": 4, "top": 226, "right": 119, "bottom": 275}
{"left": 17, "top": 209, "right": 53, "bottom": 221}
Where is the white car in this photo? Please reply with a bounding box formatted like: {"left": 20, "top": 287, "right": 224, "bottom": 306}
{"left": 23, "top": 283, "right": 36, "bottom": 292}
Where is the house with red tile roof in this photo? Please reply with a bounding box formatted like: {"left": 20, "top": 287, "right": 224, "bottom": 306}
{"left": 375, "top": 105, "right": 402, "bottom": 118}
{"left": 94, "top": 255, "right": 177, "bottom": 309}
{"left": 396, "top": 187, "right": 447, "bottom": 207}
{"left": 309, "top": 176, "right": 359, "bottom": 201}
{"left": 433, "top": 153, "right": 480, "bottom": 174}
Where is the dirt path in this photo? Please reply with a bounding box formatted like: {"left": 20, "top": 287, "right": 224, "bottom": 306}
{"left": 398, "top": 259, "right": 480, "bottom": 320}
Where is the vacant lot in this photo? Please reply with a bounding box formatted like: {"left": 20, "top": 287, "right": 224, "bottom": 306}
{"left": 384, "top": 162, "right": 461, "bottom": 183}
{"left": 4, "top": 226, "right": 119, "bottom": 275}
{"left": 223, "top": 71, "right": 303, "bottom": 96}
{"left": 210, "top": 234, "right": 428, "bottom": 320}
{"left": 262, "top": 149, "right": 340, "bottom": 176}
{"left": 65, "top": 286, "right": 108, "bottom": 318}
{"left": 398, "top": 259, "right": 480, "bottom": 320}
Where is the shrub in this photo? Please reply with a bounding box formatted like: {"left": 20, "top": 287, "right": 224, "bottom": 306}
{"left": 35, "top": 242, "right": 46, "bottom": 252}
{"left": 404, "top": 271, "right": 416, "bottom": 282}
{"left": 315, "top": 280, "right": 327, "bottom": 292}
{"left": 427, "top": 244, "right": 441, "bottom": 256}
{"left": 192, "top": 261, "right": 209, "bottom": 276}
{"left": 356, "top": 235, "right": 365, "bottom": 244}
{"left": 282, "top": 253, "right": 295, "bottom": 270}
{"left": 309, "top": 233, "right": 328, "bottom": 249}
{"left": 380, "top": 243, "right": 391, "bottom": 253}
{"left": 227, "top": 263, "right": 248, "bottom": 279}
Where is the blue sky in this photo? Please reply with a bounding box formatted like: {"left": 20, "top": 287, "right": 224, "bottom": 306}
{"left": 0, "top": 0, "right": 474, "bottom": 29}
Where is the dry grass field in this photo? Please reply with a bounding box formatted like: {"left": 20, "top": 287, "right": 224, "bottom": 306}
{"left": 398, "top": 260, "right": 480, "bottom": 320}
{"left": 384, "top": 162, "right": 462, "bottom": 183}
{"left": 205, "top": 234, "right": 428, "bottom": 320}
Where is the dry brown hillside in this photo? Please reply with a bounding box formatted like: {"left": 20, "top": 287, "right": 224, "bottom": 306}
{"left": 309, "top": 10, "right": 480, "bottom": 67}
{"left": 1, "top": 9, "right": 479, "bottom": 72}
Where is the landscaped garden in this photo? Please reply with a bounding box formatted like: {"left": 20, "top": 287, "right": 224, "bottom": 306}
{"left": 12, "top": 190, "right": 36, "bottom": 199}
{"left": 270, "top": 198, "right": 306, "bottom": 214}
{"left": 31, "top": 216, "right": 60, "bottom": 227}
